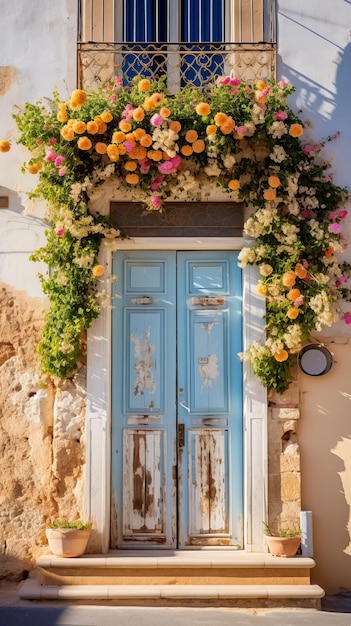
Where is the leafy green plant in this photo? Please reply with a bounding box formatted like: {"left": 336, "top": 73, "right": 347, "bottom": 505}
{"left": 263, "top": 522, "right": 301, "bottom": 538}
{"left": 2, "top": 74, "right": 351, "bottom": 390}
{"left": 48, "top": 519, "right": 92, "bottom": 530}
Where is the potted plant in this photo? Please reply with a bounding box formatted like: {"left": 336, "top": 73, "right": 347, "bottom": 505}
{"left": 46, "top": 519, "right": 92, "bottom": 558}
{"left": 263, "top": 523, "right": 301, "bottom": 557}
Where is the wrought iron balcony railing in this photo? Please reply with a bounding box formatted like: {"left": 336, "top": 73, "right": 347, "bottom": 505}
{"left": 77, "top": 41, "right": 276, "bottom": 92}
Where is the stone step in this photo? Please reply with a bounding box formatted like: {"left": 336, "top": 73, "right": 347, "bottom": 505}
{"left": 19, "top": 551, "right": 324, "bottom": 608}
{"left": 19, "top": 579, "right": 325, "bottom": 608}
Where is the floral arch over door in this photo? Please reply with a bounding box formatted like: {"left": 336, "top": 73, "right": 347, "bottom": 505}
{"left": 2, "top": 74, "right": 350, "bottom": 392}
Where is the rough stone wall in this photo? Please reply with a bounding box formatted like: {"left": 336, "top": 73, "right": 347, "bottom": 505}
{"left": 0, "top": 284, "right": 86, "bottom": 580}
{"left": 267, "top": 373, "right": 301, "bottom": 536}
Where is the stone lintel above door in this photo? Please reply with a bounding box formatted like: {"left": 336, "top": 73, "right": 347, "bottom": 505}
{"left": 110, "top": 202, "right": 244, "bottom": 238}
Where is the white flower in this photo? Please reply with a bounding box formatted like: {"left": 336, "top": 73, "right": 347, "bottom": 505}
{"left": 270, "top": 145, "right": 287, "bottom": 163}
{"left": 259, "top": 263, "right": 273, "bottom": 276}
{"left": 268, "top": 121, "right": 288, "bottom": 139}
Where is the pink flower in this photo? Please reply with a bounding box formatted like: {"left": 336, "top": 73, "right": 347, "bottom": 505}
{"left": 230, "top": 77, "right": 241, "bottom": 86}
{"left": 328, "top": 222, "right": 341, "bottom": 234}
{"left": 302, "top": 259, "right": 309, "bottom": 268}
{"left": 139, "top": 159, "right": 152, "bottom": 174}
{"left": 278, "top": 80, "right": 289, "bottom": 88}
{"left": 236, "top": 125, "right": 248, "bottom": 137}
{"left": 342, "top": 313, "right": 351, "bottom": 324}
{"left": 336, "top": 276, "right": 348, "bottom": 287}
{"left": 114, "top": 76, "right": 123, "bottom": 86}
{"left": 58, "top": 166, "right": 67, "bottom": 176}
{"left": 170, "top": 154, "right": 181, "bottom": 168}
{"left": 150, "top": 175, "right": 164, "bottom": 191}
{"left": 294, "top": 295, "right": 304, "bottom": 307}
{"left": 55, "top": 228, "right": 65, "bottom": 237}
{"left": 274, "top": 111, "right": 288, "bottom": 121}
{"left": 329, "top": 209, "right": 348, "bottom": 220}
{"left": 158, "top": 161, "right": 174, "bottom": 174}
{"left": 303, "top": 145, "right": 312, "bottom": 154}
{"left": 123, "top": 140, "right": 134, "bottom": 152}
{"left": 301, "top": 210, "right": 312, "bottom": 218}
{"left": 49, "top": 138, "right": 57, "bottom": 145}
{"left": 122, "top": 103, "right": 135, "bottom": 121}
{"left": 45, "top": 149, "right": 57, "bottom": 162}
{"left": 110, "top": 94, "right": 117, "bottom": 104}
{"left": 150, "top": 113, "right": 163, "bottom": 127}
{"left": 217, "top": 76, "right": 231, "bottom": 85}
{"left": 36, "top": 139, "right": 41, "bottom": 145}
{"left": 150, "top": 195, "right": 161, "bottom": 209}
{"left": 54, "top": 155, "right": 65, "bottom": 167}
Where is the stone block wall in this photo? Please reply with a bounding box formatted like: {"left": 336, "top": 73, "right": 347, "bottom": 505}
{"left": 0, "top": 284, "right": 86, "bottom": 580}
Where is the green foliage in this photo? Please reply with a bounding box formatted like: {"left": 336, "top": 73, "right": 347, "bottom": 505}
{"left": 9, "top": 74, "right": 351, "bottom": 389}
{"left": 49, "top": 519, "right": 92, "bottom": 530}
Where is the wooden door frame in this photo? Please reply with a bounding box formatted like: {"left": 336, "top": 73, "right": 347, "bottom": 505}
{"left": 86, "top": 236, "right": 267, "bottom": 553}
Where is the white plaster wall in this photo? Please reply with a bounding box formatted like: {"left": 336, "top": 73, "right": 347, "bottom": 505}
{"left": 277, "top": 0, "right": 351, "bottom": 593}
{"left": 0, "top": 0, "right": 77, "bottom": 296}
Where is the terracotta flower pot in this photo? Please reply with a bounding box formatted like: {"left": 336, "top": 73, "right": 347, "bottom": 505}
{"left": 266, "top": 535, "right": 301, "bottom": 557}
{"left": 46, "top": 528, "right": 91, "bottom": 558}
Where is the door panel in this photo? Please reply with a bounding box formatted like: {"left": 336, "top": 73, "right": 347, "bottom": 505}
{"left": 111, "top": 250, "right": 242, "bottom": 549}
{"left": 177, "top": 251, "right": 243, "bottom": 547}
{"left": 111, "top": 251, "right": 177, "bottom": 548}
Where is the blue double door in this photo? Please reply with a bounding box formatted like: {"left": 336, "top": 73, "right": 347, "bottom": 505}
{"left": 111, "top": 251, "right": 243, "bottom": 549}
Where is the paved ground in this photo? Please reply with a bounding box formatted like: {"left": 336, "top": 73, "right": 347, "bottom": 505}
{"left": 1, "top": 582, "right": 351, "bottom": 626}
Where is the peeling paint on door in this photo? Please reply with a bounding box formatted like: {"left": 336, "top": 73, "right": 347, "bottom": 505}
{"left": 131, "top": 326, "right": 156, "bottom": 396}
{"left": 198, "top": 353, "right": 219, "bottom": 389}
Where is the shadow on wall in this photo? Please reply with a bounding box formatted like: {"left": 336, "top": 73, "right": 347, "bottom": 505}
{"left": 299, "top": 342, "right": 351, "bottom": 594}
{"left": 278, "top": 21, "right": 351, "bottom": 185}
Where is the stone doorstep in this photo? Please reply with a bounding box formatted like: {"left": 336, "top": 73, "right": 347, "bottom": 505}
{"left": 36, "top": 552, "right": 316, "bottom": 586}
{"left": 18, "top": 579, "right": 325, "bottom": 608}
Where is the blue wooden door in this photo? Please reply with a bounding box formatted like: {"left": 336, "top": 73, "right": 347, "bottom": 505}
{"left": 111, "top": 250, "right": 242, "bottom": 548}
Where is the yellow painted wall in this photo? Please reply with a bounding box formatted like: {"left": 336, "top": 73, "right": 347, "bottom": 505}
{"left": 299, "top": 341, "right": 351, "bottom": 594}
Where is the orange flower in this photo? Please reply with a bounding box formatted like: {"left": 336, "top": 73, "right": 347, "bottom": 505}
{"left": 138, "top": 78, "right": 151, "bottom": 92}
{"left": 60, "top": 125, "right": 74, "bottom": 141}
{"left": 295, "top": 263, "right": 308, "bottom": 278}
{"left": 324, "top": 248, "right": 334, "bottom": 258}
{"left": 87, "top": 120, "right": 99, "bottom": 134}
{"left": 126, "top": 173, "right": 139, "bottom": 185}
{"left": 192, "top": 139, "right": 205, "bottom": 153}
{"left": 140, "top": 134, "right": 153, "bottom": 147}
{"left": 282, "top": 270, "right": 296, "bottom": 287}
{"left": 160, "top": 106, "right": 171, "bottom": 118}
{"left": 133, "top": 128, "right": 146, "bottom": 140}
{"left": 185, "top": 129, "right": 198, "bottom": 143}
{"left": 27, "top": 162, "right": 42, "bottom": 174}
{"left": 150, "top": 92, "right": 163, "bottom": 106}
{"left": 263, "top": 188, "right": 276, "bottom": 201}
{"left": 92, "top": 265, "right": 104, "bottom": 277}
{"left": 214, "top": 112, "right": 228, "bottom": 126}
{"left": 112, "top": 131, "right": 126, "bottom": 144}
{"left": 180, "top": 144, "right": 193, "bottom": 156}
{"left": 107, "top": 144, "right": 120, "bottom": 161}
{"left": 94, "top": 117, "right": 107, "bottom": 134}
{"left": 206, "top": 124, "right": 217, "bottom": 136}
{"left": 146, "top": 150, "right": 163, "bottom": 161}
{"left": 0, "top": 140, "right": 11, "bottom": 152}
{"left": 287, "top": 288, "right": 301, "bottom": 301}
{"left": 169, "top": 121, "right": 182, "bottom": 133}
{"left": 256, "top": 283, "right": 267, "bottom": 297}
{"left": 289, "top": 123, "right": 303, "bottom": 138}
{"left": 129, "top": 146, "right": 147, "bottom": 160}
{"left": 77, "top": 136, "right": 92, "bottom": 150}
{"left": 124, "top": 160, "right": 137, "bottom": 171}
{"left": 72, "top": 120, "right": 87, "bottom": 134}
{"left": 69, "top": 89, "right": 87, "bottom": 108}
{"left": 95, "top": 142, "right": 107, "bottom": 154}
{"left": 220, "top": 117, "right": 235, "bottom": 134}
{"left": 256, "top": 79, "right": 267, "bottom": 91}
{"left": 196, "top": 102, "right": 211, "bottom": 116}
{"left": 162, "top": 152, "right": 171, "bottom": 161}
{"left": 143, "top": 97, "right": 156, "bottom": 111}
{"left": 133, "top": 107, "right": 145, "bottom": 122}
{"left": 228, "top": 179, "right": 241, "bottom": 191}
{"left": 274, "top": 349, "right": 289, "bottom": 362}
{"left": 57, "top": 108, "right": 68, "bottom": 123}
{"left": 100, "top": 110, "right": 113, "bottom": 123}
{"left": 118, "top": 144, "right": 127, "bottom": 156}
{"left": 268, "top": 175, "right": 280, "bottom": 188}
{"left": 119, "top": 120, "right": 132, "bottom": 133}
{"left": 287, "top": 308, "right": 300, "bottom": 319}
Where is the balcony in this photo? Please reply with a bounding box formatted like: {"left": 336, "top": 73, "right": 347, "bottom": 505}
{"left": 77, "top": 1, "right": 276, "bottom": 91}
{"left": 77, "top": 41, "right": 276, "bottom": 92}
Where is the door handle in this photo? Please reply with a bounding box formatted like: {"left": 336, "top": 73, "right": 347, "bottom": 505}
{"left": 179, "top": 400, "right": 190, "bottom": 413}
